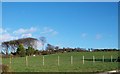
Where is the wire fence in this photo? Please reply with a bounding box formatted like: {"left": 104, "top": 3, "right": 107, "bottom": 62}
{"left": 6, "top": 55, "right": 118, "bottom": 67}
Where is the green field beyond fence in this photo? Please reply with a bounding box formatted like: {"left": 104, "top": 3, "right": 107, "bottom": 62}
{"left": 2, "top": 51, "right": 120, "bottom": 72}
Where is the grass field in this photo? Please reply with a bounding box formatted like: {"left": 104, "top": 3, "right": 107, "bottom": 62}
{"left": 2, "top": 51, "right": 120, "bottom": 72}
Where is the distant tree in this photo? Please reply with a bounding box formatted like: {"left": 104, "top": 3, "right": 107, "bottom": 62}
{"left": 16, "top": 44, "right": 25, "bottom": 57}
{"left": 88, "top": 48, "right": 91, "bottom": 52}
{"left": 63, "top": 47, "right": 66, "bottom": 52}
{"left": 39, "top": 37, "right": 46, "bottom": 50}
{"left": 90, "top": 48, "right": 93, "bottom": 52}
{"left": 1, "top": 51, "right": 5, "bottom": 55}
{"left": 55, "top": 46, "right": 59, "bottom": 50}
{"left": 26, "top": 46, "right": 34, "bottom": 56}
{"left": 46, "top": 44, "right": 55, "bottom": 53}
{"left": 1, "top": 42, "right": 9, "bottom": 56}
{"left": 34, "top": 50, "right": 40, "bottom": 55}
{"left": 1, "top": 37, "right": 38, "bottom": 56}
{"left": 9, "top": 41, "right": 17, "bottom": 53}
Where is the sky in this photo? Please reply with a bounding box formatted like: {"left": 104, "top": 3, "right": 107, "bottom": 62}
{"left": 1, "top": 2, "right": 118, "bottom": 49}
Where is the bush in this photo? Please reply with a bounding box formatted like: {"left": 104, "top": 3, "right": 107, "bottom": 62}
{"left": 41, "top": 51, "right": 49, "bottom": 55}
{"left": 26, "top": 46, "right": 34, "bottom": 56}
{"left": 16, "top": 44, "right": 26, "bottom": 57}
{"left": 34, "top": 50, "right": 40, "bottom": 55}
{"left": 0, "top": 64, "right": 9, "bottom": 73}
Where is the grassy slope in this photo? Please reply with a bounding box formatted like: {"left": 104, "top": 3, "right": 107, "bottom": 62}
{"left": 2, "top": 51, "right": 119, "bottom": 72}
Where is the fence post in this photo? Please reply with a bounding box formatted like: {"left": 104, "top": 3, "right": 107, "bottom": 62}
{"left": 43, "top": 56, "right": 44, "bottom": 66}
{"left": 71, "top": 56, "right": 73, "bottom": 65}
{"left": 83, "top": 56, "right": 84, "bottom": 64}
{"left": 93, "top": 56, "right": 95, "bottom": 63}
{"left": 26, "top": 56, "right": 28, "bottom": 66}
{"left": 111, "top": 55, "right": 113, "bottom": 62}
{"left": 58, "top": 56, "right": 59, "bottom": 66}
{"left": 10, "top": 56, "right": 11, "bottom": 64}
{"left": 9, "top": 56, "right": 12, "bottom": 69}
{"left": 103, "top": 55, "right": 104, "bottom": 62}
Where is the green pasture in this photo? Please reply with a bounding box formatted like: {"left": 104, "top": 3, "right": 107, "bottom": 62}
{"left": 2, "top": 51, "right": 120, "bottom": 72}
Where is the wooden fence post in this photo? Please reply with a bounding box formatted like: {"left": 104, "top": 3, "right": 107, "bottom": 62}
{"left": 71, "top": 56, "right": 73, "bottom": 65}
{"left": 43, "top": 56, "right": 44, "bottom": 66}
{"left": 83, "top": 56, "right": 84, "bottom": 64}
{"left": 9, "top": 56, "right": 12, "bottom": 69}
{"left": 58, "top": 56, "right": 59, "bottom": 66}
{"left": 10, "top": 56, "right": 11, "bottom": 64}
{"left": 103, "top": 55, "right": 104, "bottom": 62}
{"left": 26, "top": 56, "right": 28, "bottom": 66}
{"left": 111, "top": 55, "right": 113, "bottom": 62}
{"left": 93, "top": 56, "right": 95, "bottom": 63}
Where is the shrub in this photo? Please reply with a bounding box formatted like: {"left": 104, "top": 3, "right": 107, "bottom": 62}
{"left": 41, "top": 51, "right": 49, "bottom": 55}
{"left": 26, "top": 46, "right": 34, "bottom": 56}
{"left": 16, "top": 44, "right": 26, "bottom": 57}
{"left": 0, "top": 64, "right": 9, "bottom": 73}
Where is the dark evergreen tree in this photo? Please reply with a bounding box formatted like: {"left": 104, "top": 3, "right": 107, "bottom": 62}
{"left": 16, "top": 44, "right": 25, "bottom": 57}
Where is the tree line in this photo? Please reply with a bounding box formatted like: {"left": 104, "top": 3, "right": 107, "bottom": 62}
{"left": 1, "top": 37, "right": 119, "bottom": 57}
{"left": 2, "top": 43, "right": 119, "bottom": 57}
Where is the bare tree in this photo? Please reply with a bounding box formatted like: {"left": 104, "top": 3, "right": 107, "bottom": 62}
{"left": 46, "top": 44, "right": 54, "bottom": 51}
{"left": 2, "top": 42, "right": 9, "bottom": 55}
{"left": 39, "top": 37, "right": 46, "bottom": 50}
{"left": 1, "top": 37, "right": 38, "bottom": 55}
